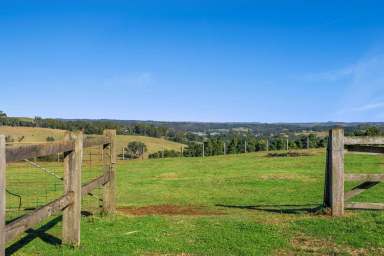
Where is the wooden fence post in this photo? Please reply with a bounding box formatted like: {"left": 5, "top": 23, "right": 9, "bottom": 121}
{"left": 103, "top": 130, "right": 116, "bottom": 214}
{"left": 0, "top": 135, "right": 6, "bottom": 256}
{"left": 63, "top": 131, "right": 83, "bottom": 246}
{"left": 324, "top": 128, "right": 344, "bottom": 216}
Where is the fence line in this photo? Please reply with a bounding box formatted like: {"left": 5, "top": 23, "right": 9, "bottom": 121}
{"left": 0, "top": 129, "right": 116, "bottom": 255}
{"left": 323, "top": 128, "right": 384, "bottom": 216}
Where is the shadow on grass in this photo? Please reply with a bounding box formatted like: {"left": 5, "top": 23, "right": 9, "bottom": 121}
{"left": 216, "top": 204, "right": 323, "bottom": 214}
{"left": 6, "top": 211, "right": 95, "bottom": 255}
{"left": 6, "top": 216, "right": 62, "bottom": 255}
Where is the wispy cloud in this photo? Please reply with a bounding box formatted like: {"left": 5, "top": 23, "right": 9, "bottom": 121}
{"left": 301, "top": 66, "right": 355, "bottom": 81}
{"left": 103, "top": 72, "right": 154, "bottom": 89}
{"left": 343, "top": 102, "right": 384, "bottom": 113}
{"left": 335, "top": 54, "right": 384, "bottom": 120}
{"left": 301, "top": 52, "right": 384, "bottom": 121}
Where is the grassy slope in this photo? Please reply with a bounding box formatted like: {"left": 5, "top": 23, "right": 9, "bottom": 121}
{"left": 0, "top": 126, "right": 185, "bottom": 157}
{"left": 0, "top": 126, "right": 66, "bottom": 142}
{"left": 115, "top": 134, "right": 185, "bottom": 158}
{"left": 7, "top": 150, "right": 384, "bottom": 255}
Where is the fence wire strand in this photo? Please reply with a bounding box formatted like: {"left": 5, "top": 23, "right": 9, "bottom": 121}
{"left": 6, "top": 139, "right": 108, "bottom": 222}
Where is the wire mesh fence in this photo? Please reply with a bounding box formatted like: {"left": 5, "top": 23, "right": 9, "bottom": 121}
{"left": 81, "top": 140, "right": 106, "bottom": 214}
{"left": 6, "top": 158, "right": 64, "bottom": 223}
{"left": 5, "top": 136, "right": 108, "bottom": 223}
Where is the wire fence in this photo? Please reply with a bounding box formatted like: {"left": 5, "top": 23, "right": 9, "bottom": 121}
{"left": 5, "top": 138, "right": 107, "bottom": 223}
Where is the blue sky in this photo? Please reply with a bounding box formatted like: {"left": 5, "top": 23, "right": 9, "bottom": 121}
{"left": 1, "top": 1, "right": 384, "bottom": 122}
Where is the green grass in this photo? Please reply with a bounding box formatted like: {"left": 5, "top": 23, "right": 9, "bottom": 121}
{"left": 6, "top": 150, "right": 384, "bottom": 255}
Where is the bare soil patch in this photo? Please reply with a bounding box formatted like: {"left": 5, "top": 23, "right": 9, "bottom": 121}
{"left": 267, "top": 151, "right": 314, "bottom": 158}
{"left": 118, "top": 204, "right": 225, "bottom": 216}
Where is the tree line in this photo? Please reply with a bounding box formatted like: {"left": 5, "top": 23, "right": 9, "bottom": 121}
{"left": 148, "top": 133, "right": 327, "bottom": 159}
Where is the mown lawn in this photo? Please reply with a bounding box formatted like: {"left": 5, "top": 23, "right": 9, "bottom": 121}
{"left": 6, "top": 150, "right": 384, "bottom": 255}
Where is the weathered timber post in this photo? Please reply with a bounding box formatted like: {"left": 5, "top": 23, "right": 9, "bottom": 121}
{"left": 63, "top": 131, "right": 83, "bottom": 246}
{"left": 103, "top": 130, "right": 116, "bottom": 214}
{"left": 0, "top": 136, "right": 6, "bottom": 256}
{"left": 324, "top": 128, "right": 344, "bottom": 216}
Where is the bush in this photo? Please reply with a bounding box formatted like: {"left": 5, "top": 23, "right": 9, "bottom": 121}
{"left": 123, "top": 141, "right": 147, "bottom": 159}
{"left": 149, "top": 149, "right": 181, "bottom": 159}
{"left": 46, "top": 136, "right": 55, "bottom": 142}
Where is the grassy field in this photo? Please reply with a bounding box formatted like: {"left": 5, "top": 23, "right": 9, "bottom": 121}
{"left": 4, "top": 149, "right": 384, "bottom": 255}
{"left": 0, "top": 126, "right": 185, "bottom": 158}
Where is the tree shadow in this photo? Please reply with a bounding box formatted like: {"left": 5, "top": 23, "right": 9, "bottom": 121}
{"left": 215, "top": 203, "right": 323, "bottom": 214}
{"left": 6, "top": 216, "right": 62, "bottom": 255}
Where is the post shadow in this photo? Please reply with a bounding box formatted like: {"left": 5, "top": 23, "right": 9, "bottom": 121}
{"left": 6, "top": 216, "right": 62, "bottom": 255}
{"left": 215, "top": 203, "right": 323, "bottom": 214}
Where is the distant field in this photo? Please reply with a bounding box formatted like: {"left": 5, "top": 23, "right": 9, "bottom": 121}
{"left": 5, "top": 149, "right": 384, "bottom": 255}
{"left": 0, "top": 126, "right": 66, "bottom": 142}
{"left": 0, "top": 126, "right": 185, "bottom": 158}
{"left": 115, "top": 135, "right": 185, "bottom": 158}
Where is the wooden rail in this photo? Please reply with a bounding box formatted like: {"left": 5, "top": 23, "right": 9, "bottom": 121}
{"left": 324, "top": 128, "right": 384, "bottom": 216}
{"left": 5, "top": 192, "right": 74, "bottom": 243}
{"left": 81, "top": 173, "right": 110, "bottom": 197}
{"left": 346, "top": 145, "right": 384, "bottom": 154}
{"left": 83, "top": 136, "right": 111, "bottom": 148}
{"left": 344, "top": 136, "right": 384, "bottom": 145}
{"left": 6, "top": 141, "right": 75, "bottom": 163}
{"left": 5, "top": 137, "right": 111, "bottom": 163}
{"left": 0, "top": 130, "right": 116, "bottom": 255}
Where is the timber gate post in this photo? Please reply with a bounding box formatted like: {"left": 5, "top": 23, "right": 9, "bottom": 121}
{"left": 0, "top": 136, "right": 6, "bottom": 256}
{"left": 324, "top": 128, "right": 344, "bottom": 216}
{"left": 102, "top": 130, "right": 116, "bottom": 214}
{"left": 63, "top": 131, "right": 83, "bottom": 246}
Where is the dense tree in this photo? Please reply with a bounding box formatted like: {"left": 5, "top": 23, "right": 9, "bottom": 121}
{"left": 46, "top": 136, "right": 55, "bottom": 142}
{"left": 124, "top": 141, "right": 147, "bottom": 159}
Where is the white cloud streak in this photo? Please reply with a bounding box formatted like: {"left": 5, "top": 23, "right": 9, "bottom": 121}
{"left": 103, "top": 72, "right": 154, "bottom": 89}
{"left": 302, "top": 53, "right": 384, "bottom": 121}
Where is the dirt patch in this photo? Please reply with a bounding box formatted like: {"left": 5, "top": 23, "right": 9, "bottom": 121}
{"left": 118, "top": 204, "right": 225, "bottom": 216}
{"left": 267, "top": 151, "right": 314, "bottom": 158}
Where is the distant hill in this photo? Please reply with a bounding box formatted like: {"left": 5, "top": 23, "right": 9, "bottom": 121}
{"left": 57, "top": 118, "right": 384, "bottom": 134}
{"left": 2, "top": 114, "right": 384, "bottom": 137}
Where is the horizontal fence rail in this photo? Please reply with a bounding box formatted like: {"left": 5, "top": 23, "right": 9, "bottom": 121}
{"left": 344, "top": 136, "right": 384, "bottom": 145}
{"left": 324, "top": 128, "right": 384, "bottom": 216}
{"left": 5, "top": 192, "right": 74, "bottom": 243}
{"left": 6, "top": 141, "right": 75, "bottom": 163}
{"left": 81, "top": 173, "right": 110, "bottom": 197}
{"left": 346, "top": 145, "right": 384, "bottom": 154}
{"left": 0, "top": 130, "right": 116, "bottom": 256}
{"left": 6, "top": 137, "right": 111, "bottom": 163}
